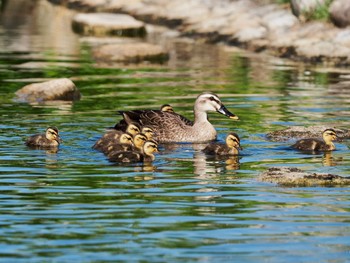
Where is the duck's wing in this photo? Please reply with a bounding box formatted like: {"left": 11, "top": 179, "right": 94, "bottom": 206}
{"left": 119, "top": 110, "right": 192, "bottom": 129}
{"left": 292, "top": 138, "right": 324, "bottom": 151}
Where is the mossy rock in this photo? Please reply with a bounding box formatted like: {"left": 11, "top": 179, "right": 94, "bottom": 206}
{"left": 259, "top": 167, "right": 350, "bottom": 187}
{"left": 266, "top": 126, "right": 350, "bottom": 142}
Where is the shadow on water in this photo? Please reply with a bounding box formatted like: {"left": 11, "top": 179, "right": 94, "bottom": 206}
{"left": 0, "top": 0, "right": 349, "bottom": 262}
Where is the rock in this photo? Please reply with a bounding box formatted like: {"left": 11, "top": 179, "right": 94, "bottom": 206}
{"left": 15, "top": 78, "right": 81, "bottom": 102}
{"left": 329, "top": 0, "right": 350, "bottom": 28}
{"left": 258, "top": 167, "right": 350, "bottom": 187}
{"left": 72, "top": 13, "right": 146, "bottom": 37}
{"left": 93, "top": 43, "right": 169, "bottom": 63}
{"left": 266, "top": 126, "right": 350, "bottom": 142}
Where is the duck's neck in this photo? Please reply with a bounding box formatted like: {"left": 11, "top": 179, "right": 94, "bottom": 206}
{"left": 193, "top": 109, "right": 208, "bottom": 124}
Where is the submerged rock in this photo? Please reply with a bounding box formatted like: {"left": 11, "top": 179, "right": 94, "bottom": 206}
{"left": 72, "top": 13, "right": 146, "bottom": 37}
{"left": 15, "top": 78, "right": 81, "bottom": 102}
{"left": 93, "top": 43, "right": 169, "bottom": 63}
{"left": 259, "top": 167, "right": 350, "bottom": 187}
{"left": 266, "top": 126, "right": 350, "bottom": 142}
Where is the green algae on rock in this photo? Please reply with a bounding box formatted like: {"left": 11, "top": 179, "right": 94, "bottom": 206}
{"left": 259, "top": 167, "right": 350, "bottom": 187}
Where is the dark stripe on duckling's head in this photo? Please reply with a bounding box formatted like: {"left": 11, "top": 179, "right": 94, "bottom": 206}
{"left": 160, "top": 104, "right": 174, "bottom": 113}
{"left": 227, "top": 132, "right": 242, "bottom": 150}
{"left": 126, "top": 123, "right": 141, "bottom": 135}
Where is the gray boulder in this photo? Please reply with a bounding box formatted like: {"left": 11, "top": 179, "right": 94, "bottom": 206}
{"left": 15, "top": 78, "right": 81, "bottom": 102}
{"left": 259, "top": 167, "right": 350, "bottom": 187}
{"left": 329, "top": 0, "right": 350, "bottom": 28}
{"left": 72, "top": 13, "right": 146, "bottom": 37}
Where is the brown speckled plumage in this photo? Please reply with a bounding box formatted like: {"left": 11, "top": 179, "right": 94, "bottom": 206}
{"left": 25, "top": 127, "right": 61, "bottom": 148}
{"left": 292, "top": 129, "right": 337, "bottom": 151}
{"left": 108, "top": 140, "right": 158, "bottom": 163}
{"left": 93, "top": 131, "right": 133, "bottom": 153}
{"left": 114, "top": 92, "right": 239, "bottom": 143}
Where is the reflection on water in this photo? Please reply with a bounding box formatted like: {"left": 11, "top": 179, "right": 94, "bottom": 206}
{"left": 0, "top": 0, "right": 349, "bottom": 262}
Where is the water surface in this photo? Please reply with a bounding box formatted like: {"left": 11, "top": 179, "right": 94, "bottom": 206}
{"left": 0, "top": 1, "right": 349, "bottom": 262}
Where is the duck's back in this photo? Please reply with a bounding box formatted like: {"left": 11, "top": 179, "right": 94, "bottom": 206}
{"left": 292, "top": 138, "right": 328, "bottom": 151}
{"left": 203, "top": 143, "right": 232, "bottom": 156}
{"left": 93, "top": 130, "right": 124, "bottom": 151}
{"left": 101, "top": 142, "right": 133, "bottom": 154}
{"left": 25, "top": 134, "right": 57, "bottom": 147}
{"left": 108, "top": 151, "right": 143, "bottom": 163}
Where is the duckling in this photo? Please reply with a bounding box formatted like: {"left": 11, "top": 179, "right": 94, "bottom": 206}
{"left": 108, "top": 139, "right": 159, "bottom": 163}
{"left": 203, "top": 133, "right": 242, "bottom": 156}
{"left": 161, "top": 104, "right": 193, "bottom": 126}
{"left": 291, "top": 128, "right": 337, "bottom": 151}
{"left": 133, "top": 133, "right": 148, "bottom": 152}
{"left": 95, "top": 132, "right": 134, "bottom": 153}
{"left": 160, "top": 104, "right": 174, "bottom": 113}
{"left": 93, "top": 130, "right": 130, "bottom": 152}
{"left": 113, "top": 121, "right": 141, "bottom": 136}
{"left": 115, "top": 92, "right": 239, "bottom": 143}
{"left": 25, "top": 127, "right": 61, "bottom": 148}
{"left": 141, "top": 126, "right": 154, "bottom": 140}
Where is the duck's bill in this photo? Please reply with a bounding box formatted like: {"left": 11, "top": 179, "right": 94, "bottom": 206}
{"left": 217, "top": 105, "right": 239, "bottom": 120}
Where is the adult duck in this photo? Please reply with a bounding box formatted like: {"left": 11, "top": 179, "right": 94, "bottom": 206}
{"left": 114, "top": 92, "right": 239, "bottom": 143}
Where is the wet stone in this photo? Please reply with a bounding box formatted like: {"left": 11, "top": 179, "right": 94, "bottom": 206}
{"left": 259, "top": 167, "right": 350, "bottom": 187}
{"left": 266, "top": 126, "right": 350, "bottom": 142}
{"left": 93, "top": 43, "right": 169, "bottom": 63}
{"left": 72, "top": 13, "right": 146, "bottom": 37}
{"left": 15, "top": 78, "right": 81, "bottom": 102}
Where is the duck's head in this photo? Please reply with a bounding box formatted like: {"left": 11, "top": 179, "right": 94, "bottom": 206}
{"left": 133, "top": 133, "right": 148, "bottom": 150}
{"left": 119, "top": 133, "right": 133, "bottom": 145}
{"left": 226, "top": 132, "right": 242, "bottom": 150}
{"left": 160, "top": 104, "right": 174, "bottom": 113}
{"left": 195, "top": 92, "right": 239, "bottom": 120}
{"left": 126, "top": 123, "right": 141, "bottom": 136}
{"left": 323, "top": 129, "right": 337, "bottom": 144}
{"left": 45, "top": 127, "right": 61, "bottom": 143}
{"left": 143, "top": 139, "right": 159, "bottom": 156}
{"left": 141, "top": 126, "right": 154, "bottom": 140}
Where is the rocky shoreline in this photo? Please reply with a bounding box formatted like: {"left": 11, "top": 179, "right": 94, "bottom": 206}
{"left": 47, "top": 0, "right": 350, "bottom": 65}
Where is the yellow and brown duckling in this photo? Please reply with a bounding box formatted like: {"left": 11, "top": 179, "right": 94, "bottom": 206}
{"left": 132, "top": 133, "right": 148, "bottom": 152}
{"left": 203, "top": 132, "right": 242, "bottom": 156}
{"left": 93, "top": 130, "right": 132, "bottom": 152}
{"left": 141, "top": 126, "right": 154, "bottom": 140}
{"left": 291, "top": 128, "right": 337, "bottom": 151}
{"left": 108, "top": 139, "right": 159, "bottom": 163}
{"left": 25, "top": 127, "right": 61, "bottom": 148}
{"left": 160, "top": 104, "right": 174, "bottom": 113}
{"left": 113, "top": 121, "right": 141, "bottom": 135}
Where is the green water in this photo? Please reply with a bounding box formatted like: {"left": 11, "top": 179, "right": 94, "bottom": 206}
{"left": 0, "top": 0, "right": 349, "bottom": 262}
